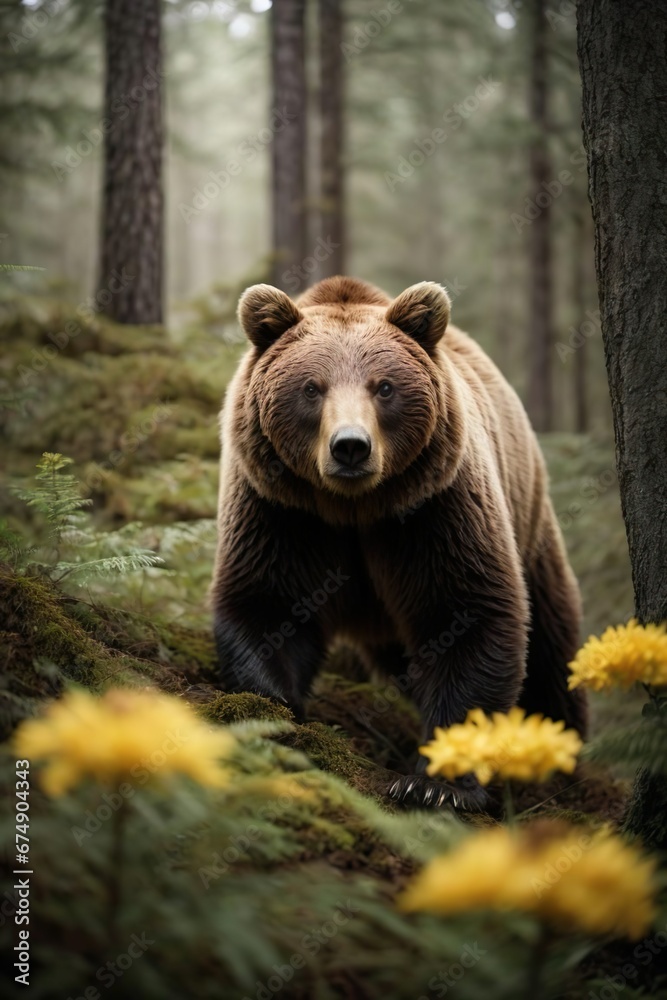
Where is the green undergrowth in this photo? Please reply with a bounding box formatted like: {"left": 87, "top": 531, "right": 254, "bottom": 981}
{"left": 0, "top": 560, "right": 628, "bottom": 824}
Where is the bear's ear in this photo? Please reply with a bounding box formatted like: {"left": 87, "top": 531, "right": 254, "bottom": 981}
{"left": 385, "top": 282, "right": 451, "bottom": 352}
{"left": 237, "top": 284, "right": 304, "bottom": 351}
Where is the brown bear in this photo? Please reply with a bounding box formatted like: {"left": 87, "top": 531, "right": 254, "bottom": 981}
{"left": 211, "top": 276, "right": 587, "bottom": 810}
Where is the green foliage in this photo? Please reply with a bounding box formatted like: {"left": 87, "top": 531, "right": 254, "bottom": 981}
{"left": 587, "top": 697, "right": 667, "bottom": 775}
{"left": 541, "top": 434, "right": 633, "bottom": 637}
{"left": 7, "top": 451, "right": 163, "bottom": 584}
{"left": 12, "top": 451, "right": 92, "bottom": 540}
{"left": 0, "top": 264, "right": 45, "bottom": 271}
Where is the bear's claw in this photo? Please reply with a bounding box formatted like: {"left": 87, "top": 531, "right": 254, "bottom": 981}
{"left": 386, "top": 773, "right": 487, "bottom": 812}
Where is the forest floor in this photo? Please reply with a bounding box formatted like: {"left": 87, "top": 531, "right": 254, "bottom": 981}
{"left": 0, "top": 295, "right": 655, "bottom": 999}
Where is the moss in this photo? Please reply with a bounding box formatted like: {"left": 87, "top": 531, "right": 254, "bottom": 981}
{"left": 280, "top": 721, "right": 395, "bottom": 801}
{"left": 94, "top": 458, "right": 219, "bottom": 523}
{"left": 0, "top": 565, "right": 192, "bottom": 737}
{"left": 66, "top": 598, "right": 217, "bottom": 678}
{"left": 3, "top": 569, "right": 113, "bottom": 672}
{"left": 0, "top": 297, "right": 171, "bottom": 358}
{"left": 307, "top": 671, "right": 421, "bottom": 771}
{"left": 153, "top": 621, "right": 217, "bottom": 672}
{"left": 202, "top": 691, "right": 294, "bottom": 725}
{"left": 1, "top": 308, "right": 241, "bottom": 523}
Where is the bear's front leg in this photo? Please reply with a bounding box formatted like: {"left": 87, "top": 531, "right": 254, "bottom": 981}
{"left": 385, "top": 593, "right": 528, "bottom": 813}
{"left": 364, "top": 482, "right": 530, "bottom": 812}
{"left": 213, "top": 590, "right": 325, "bottom": 721}
{"left": 212, "top": 485, "right": 333, "bottom": 719}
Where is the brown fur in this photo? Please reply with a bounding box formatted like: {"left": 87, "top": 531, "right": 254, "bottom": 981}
{"left": 211, "top": 276, "right": 587, "bottom": 810}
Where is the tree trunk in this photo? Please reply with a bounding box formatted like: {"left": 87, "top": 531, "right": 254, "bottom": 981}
{"left": 317, "top": 0, "right": 344, "bottom": 279}
{"left": 526, "top": 0, "right": 554, "bottom": 432}
{"left": 271, "top": 0, "right": 308, "bottom": 292}
{"left": 578, "top": 0, "right": 667, "bottom": 848}
{"left": 99, "top": 0, "right": 163, "bottom": 325}
{"left": 572, "top": 207, "right": 588, "bottom": 434}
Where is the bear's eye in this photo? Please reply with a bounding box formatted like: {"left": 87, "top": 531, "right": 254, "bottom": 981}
{"left": 377, "top": 381, "right": 393, "bottom": 399}
{"left": 303, "top": 382, "right": 320, "bottom": 400}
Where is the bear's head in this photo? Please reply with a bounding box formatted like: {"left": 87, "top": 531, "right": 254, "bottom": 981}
{"left": 234, "top": 277, "right": 466, "bottom": 522}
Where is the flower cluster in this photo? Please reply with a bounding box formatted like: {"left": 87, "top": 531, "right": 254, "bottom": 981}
{"left": 568, "top": 619, "right": 667, "bottom": 691}
{"left": 420, "top": 707, "right": 582, "bottom": 785}
{"left": 15, "top": 687, "right": 236, "bottom": 796}
{"left": 398, "top": 822, "right": 656, "bottom": 940}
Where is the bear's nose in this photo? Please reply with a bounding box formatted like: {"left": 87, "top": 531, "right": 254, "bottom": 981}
{"left": 330, "top": 427, "right": 372, "bottom": 468}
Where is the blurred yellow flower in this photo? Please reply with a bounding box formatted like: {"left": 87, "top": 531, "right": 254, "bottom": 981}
{"left": 537, "top": 828, "right": 657, "bottom": 939}
{"left": 569, "top": 619, "right": 667, "bottom": 691}
{"left": 14, "top": 688, "right": 235, "bottom": 796}
{"left": 398, "top": 822, "right": 656, "bottom": 940}
{"left": 420, "top": 707, "right": 581, "bottom": 785}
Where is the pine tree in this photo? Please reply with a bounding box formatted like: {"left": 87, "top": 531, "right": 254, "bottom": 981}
{"left": 526, "top": 0, "right": 554, "bottom": 432}
{"left": 317, "top": 0, "right": 344, "bottom": 278}
{"left": 578, "top": 0, "right": 667, "bottom": 846}
{"left": 98, "top": 0, "right": 164, "bottom": 324}
{"left": 270, "top": 0, "right": 308, "bottom": 292}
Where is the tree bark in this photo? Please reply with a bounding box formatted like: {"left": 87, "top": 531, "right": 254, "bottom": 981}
{"left": 317, "top": 0, "right": 344, "bottom": 279}
{"left": 271, "top": 0, "right": 308, "bottom": 292}
{"left": 572, "top": 207, "right": 588, "bottom": 434}
{"left": 99, "top": 0, "right": 163, "bottom": 325}
{"left": 526, "top": 0, "right": 554, "bottom": 432}
{"left": 578, "top": 0, "right": 667, "bottom": 848}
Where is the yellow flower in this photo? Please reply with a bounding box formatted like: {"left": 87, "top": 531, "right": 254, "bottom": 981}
{"left": 569, "top": 619, "right": 667, "bottom": 691}
{"left": 14, "top": 688, "right": 235, "bottom": 796}
{"left": 398, "top": 822, "right": 656, "bottom": 940}
{"left": 536, "top": 829, "right": 657, "bottom": 939}
{"left": 420, "top": 707, "right": 582, "bottom": 785}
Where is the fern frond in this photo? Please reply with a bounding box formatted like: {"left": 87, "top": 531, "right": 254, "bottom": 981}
{"left": 56, "top": 551, "right": 164, "bottom": 580}
{"left": 12, "top": 452, "right": 92, "bottom": 542}
{"left": 0, "top": 263, "right": 45, "bottom": 272}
